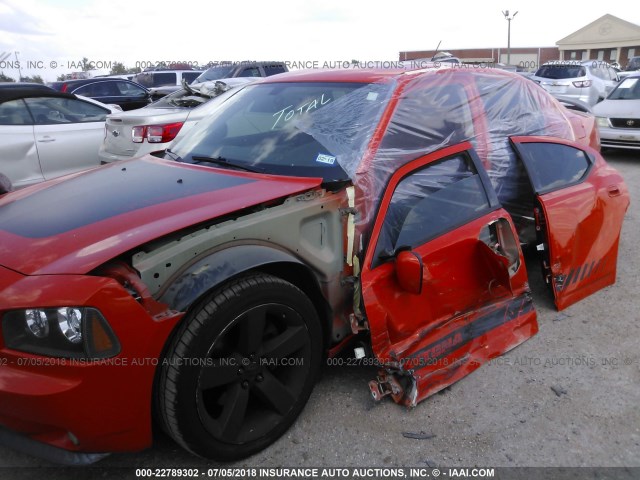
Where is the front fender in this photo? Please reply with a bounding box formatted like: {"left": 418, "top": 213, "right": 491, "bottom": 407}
{"left": 159, "top": 244, "right": 308, "bottom": 311}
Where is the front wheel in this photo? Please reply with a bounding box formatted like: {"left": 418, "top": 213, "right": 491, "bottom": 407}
{"left": 157, "top": 274, "right": 323, "bottom": 460}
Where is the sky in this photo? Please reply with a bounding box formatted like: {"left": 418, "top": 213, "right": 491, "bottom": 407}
{"left": 0, "top": 0, "right": 638, "bottom": 81}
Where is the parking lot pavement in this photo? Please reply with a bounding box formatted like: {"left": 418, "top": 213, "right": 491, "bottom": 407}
{"left": 0, "top": 151, "right": 638, "bottom": 476}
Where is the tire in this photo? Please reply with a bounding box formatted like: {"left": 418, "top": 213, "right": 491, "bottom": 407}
{"left": 157, "top": 273, "right": 322, "bottom": 460}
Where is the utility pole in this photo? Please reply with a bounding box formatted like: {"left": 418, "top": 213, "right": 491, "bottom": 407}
{"left": 502, "top": 10, "right": 518, "bottom": 65}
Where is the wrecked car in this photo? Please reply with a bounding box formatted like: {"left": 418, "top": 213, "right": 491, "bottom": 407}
{"left": 0, "top": 67, "right": 629, "bottom": 464}
{"left": 99, "top": 78, "right": 253, "bottom": 163}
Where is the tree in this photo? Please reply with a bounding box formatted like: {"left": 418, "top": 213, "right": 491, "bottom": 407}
{"left": 19, "top": 75, "right": 44, "bottom": 84}
{"left": 0, "top": 72, "right": 15, "bottom": 82}
{"left": 81, "top": 57, "right": 92, "bottom": 72}
{"left": 110, "top": 63, "right": 141, "bottom": 76}
{"left": 110, "top": 62, "right": 127, "bottom": 75}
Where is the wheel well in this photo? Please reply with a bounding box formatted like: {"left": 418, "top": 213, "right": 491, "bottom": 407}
{"left": 160, "top": 261, "right": 332, "bottom": 359}
{"left": 248, "top": 262, "right": 332, "bottom": 350}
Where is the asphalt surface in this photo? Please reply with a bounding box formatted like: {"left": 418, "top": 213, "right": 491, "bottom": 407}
{"left": 0, "top": 150, "right": 638, "bottom": 478}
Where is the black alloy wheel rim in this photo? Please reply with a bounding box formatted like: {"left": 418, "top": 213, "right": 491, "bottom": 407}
{"left": 196, "top": 303, "right": 312, "bottom": 444}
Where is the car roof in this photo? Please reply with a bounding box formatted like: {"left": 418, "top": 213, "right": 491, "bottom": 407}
{"left": 0, "top": 82, "right": 53, "bottom": 91}
{"left": 0, "top": 88, "right": 77, "bottom": 104}
{"left": 257, "top": 65, "right": 527, "bottom": 85}
{"left": 137, "top": 70, "right": 198, "bottom": 74}
{"left": 56, "top": 78, "right": 138, "bottom": 86}
{"left": 259, "top": 68, "right": 407, "bottom": 84}
{"left": 205, "top": 61, "right": 285, "bottom": 67}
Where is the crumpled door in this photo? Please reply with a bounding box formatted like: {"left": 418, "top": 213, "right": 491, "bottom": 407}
{"left": 360, "top": 143, "right": 538, "bottom": 406}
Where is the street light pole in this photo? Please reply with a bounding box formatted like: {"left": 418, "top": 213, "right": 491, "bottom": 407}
{"left": 502, "top": 10, "right": 518, "bottom": 65}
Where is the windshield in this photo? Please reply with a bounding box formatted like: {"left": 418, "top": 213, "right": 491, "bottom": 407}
{"left": 535, "top": 65, "right": 586, "bottom": 79}
{"left": 171, "top": 81, "right": 392, "bottom": 181}
{"left": 195, "top": 66, "right": 236, "bottom": 83}
{"left": 608, "top": 77, "right": 640, "bottom": 100}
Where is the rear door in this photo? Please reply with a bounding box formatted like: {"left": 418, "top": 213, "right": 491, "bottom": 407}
{"left": 0, "top": 98, "right": 42, "bottom": 188}
{"left": 510, "top": 136, "right": 629, "bottom": 310}
{"left": 360, "top": 143, "right": 538, "bottom": 406}
{"left": 25, "top": 96, "right": 109, "bottom": 179}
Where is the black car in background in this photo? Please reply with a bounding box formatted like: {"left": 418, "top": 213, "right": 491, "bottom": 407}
{"left": 48, "top": 78, "right": 151, "bottom": 110}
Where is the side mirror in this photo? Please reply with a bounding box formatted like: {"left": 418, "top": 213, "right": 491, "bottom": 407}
{"left": 0, "top": 173, "right": 12, "bottom": 196}
{"left": 395, "top": 250, "right": 423, "bottom": 294}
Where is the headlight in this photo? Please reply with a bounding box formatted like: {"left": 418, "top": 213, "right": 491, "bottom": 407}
{"left": 25, "top": 309, "right": 49, "bottom": 338}
{"left": 2, "top": 307, "right": 120, "bottom": 359}
{"left": 57, "top": 307, "right": 83, "bottom": 344}
{"left": 596, "top": 117, "right": 610, "bottom": 128}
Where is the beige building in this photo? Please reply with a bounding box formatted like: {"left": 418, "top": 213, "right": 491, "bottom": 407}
{"left": 557, "top": 14, "right": 640, "bottom": 67}
{"left": 399, "top": 13, "right": 640, "bottom": 70}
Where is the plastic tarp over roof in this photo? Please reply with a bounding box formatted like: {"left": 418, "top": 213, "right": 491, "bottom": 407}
{"left": 300, "top": 67, "right": 576, "bottom": 241}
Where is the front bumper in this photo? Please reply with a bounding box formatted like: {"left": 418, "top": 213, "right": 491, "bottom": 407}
{"left": 0, "top": 427, "right": 109, "bottom": 465}
{"left": 0, "top": 266, "right": 182, "bottom": 460}
{"left": 542, "top": 86, "right": 596, "bottom": 105}
{"left": 599, "top": 126, "right": 640, "bottom": 150}
{"left": 97, "top": 146, "right": 135, "bottom": 164}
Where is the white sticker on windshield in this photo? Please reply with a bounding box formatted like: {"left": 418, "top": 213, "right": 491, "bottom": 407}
{"left": 315, "top": 154, "right": 336, "bottom": 165}
{"left": 366, "top": 92, "right": 379, "bottom": 101}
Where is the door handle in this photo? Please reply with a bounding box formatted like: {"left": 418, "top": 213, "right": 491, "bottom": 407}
{"left": 37, "top": 137, "right": 56, "bottom": 143}
{"left": 607, "top": 185, "right": 621, "bottom": 197}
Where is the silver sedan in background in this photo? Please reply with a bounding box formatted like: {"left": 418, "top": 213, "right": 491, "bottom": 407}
{"left": 99, "top": 78, "right": 253, "bottom": 163}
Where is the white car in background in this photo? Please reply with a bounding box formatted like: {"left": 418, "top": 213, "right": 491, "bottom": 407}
{"left": 99, "top": 78, "right": 253, "bottom": 163}
{"left": 0, "top": 87, "right": 120, "bottom": 188}
{"left": 593, "top": 73, "right": 640, "bottom": 150}
{"left": 532, "top": 60, "right": 620, "bottom": 106}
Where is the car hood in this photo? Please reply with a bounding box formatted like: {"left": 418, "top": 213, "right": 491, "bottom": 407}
{"left": 592, "top": 99, "right": 640, "bottom": 118}
{"left": 0, "top": 157, "right": 321, "bottom": 275}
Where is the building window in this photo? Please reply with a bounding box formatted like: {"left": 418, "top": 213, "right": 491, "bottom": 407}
{"left": 610, "top": 49, "right": 617, "bottom": 61}
{"left": 597, "top": 50, "right": 604, "bottom": 61}
{"left": 581, "top": 51, "right": 588, "bottom": 61}
{"left": 570, "top": 51, "right": 577, "bottom": 60}
{"left": 629, "top": 48, "right": 636, "bottom": 58}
